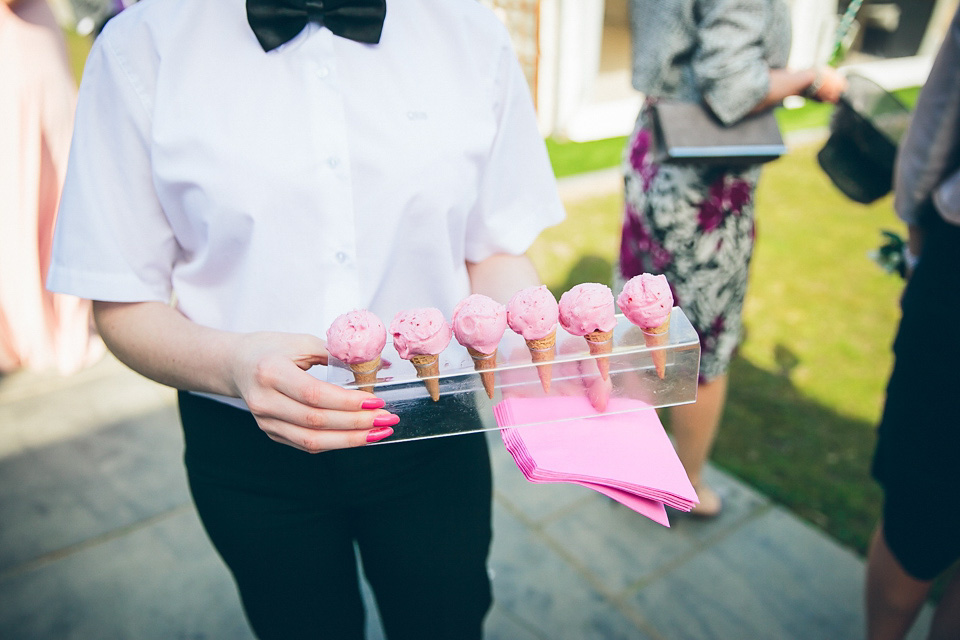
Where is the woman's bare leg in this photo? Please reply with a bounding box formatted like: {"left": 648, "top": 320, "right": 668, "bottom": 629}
{"left": 865, "top": 524, "right": 932, "bottom": 640}
{"left": 669, "top": 374, "right": 727, "bottom": 516}
{"left": 928, "top": 565, "right": 960, "bottom": 640}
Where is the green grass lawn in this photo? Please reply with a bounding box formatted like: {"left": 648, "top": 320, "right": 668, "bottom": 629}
{"left": 530, "top": 143, "right": 907, "bottom": 557}
{"left": 726, "top": 147, "right": 903, "bottom": 553}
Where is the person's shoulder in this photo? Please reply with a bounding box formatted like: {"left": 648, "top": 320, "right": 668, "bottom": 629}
{"left": 96, "top": 0, "right": 207, "bottom": 53}
{"left": 91, "top": 0, "right": 227, "bottom": 92}
{"left": 408, "top": 0, "right": 511, "bottom": 46}
{"left": 415, "top": 0, "right": 502, "bottom": 23}
{"left": 97, "top": 0, "right": 172, "bottom": 38}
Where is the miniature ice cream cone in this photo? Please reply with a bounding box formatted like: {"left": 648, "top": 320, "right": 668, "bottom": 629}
{"left": 467, "top": 347, "right": 498, "bottom": 399}
{"left": 410, "top": 353, "right": 441, "bottom": 401}
{"left": 390, "top": 308, "right": 452, "bottom": 402}
{"left": 326, "top": 310, "right": 387, "bottom": 393}
{"left": 348, "top": 356, "right": 381, "bottom": 393}
{"left": 525, "top": 330, "right": 556, "bottom": 393}
{"left": 507, "top": 286, "right": 559, "bottom": 394}
{"left": 642, "top": 319, "right": 670, "bottom": 379}
{"left": 617, "top": 273, "right": 674, "bottom": 379}
{"left": 558, "top": 283, "right": 616, "bottom": 381}
{"left": 584, "top": 329, "right": 613, "bottom": 380}
{"left": 452, "top": 294, "right": 507, "bottom": 400}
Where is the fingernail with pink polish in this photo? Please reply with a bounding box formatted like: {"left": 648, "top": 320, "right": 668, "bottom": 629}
{"left": 361, "top": 398, "right": 385, "bottom": 410}
{"left": 373, "top": 414, "right": 400, "bottom": 428}
{"left": 366, "top": 426, "right": 394, "bottom": 443}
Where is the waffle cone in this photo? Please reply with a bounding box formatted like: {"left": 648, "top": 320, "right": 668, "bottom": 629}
{"left": 467, "top": 347, "right": 497, "bottom": 399}
{"left": 348, "top": 356, "right": 381, "bottom": 393}
{"left": 410, "top": 353, "right": 440, "bottom": 401}
{"left": 642, "top": 318, "right": 670, "bottom": 379}
{"left": 584, "top": 329, "right": 613, "bottom": 380}
{"left": 525, "top": 329, "right": 556, "bottom": 393}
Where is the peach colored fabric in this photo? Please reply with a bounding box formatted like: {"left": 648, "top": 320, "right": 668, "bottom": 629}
{"left": 0, "top": 0, "right": 103, "bottom": 374}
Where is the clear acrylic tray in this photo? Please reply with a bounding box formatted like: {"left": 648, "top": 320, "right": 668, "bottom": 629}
{"left": 326, "top": 307, "right": 701, "bottom": 443}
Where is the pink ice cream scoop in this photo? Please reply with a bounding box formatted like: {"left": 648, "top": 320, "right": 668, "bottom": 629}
{"left": 507, "top": 285, "right": 560, "bottom": 394}
{"left": 452, "top": 294, "right": 507, "bottom": 399}
{"left": 451, "top": 294, "right": 507, "bottom": 355}
{"left": 389, "top": 308, "right": 452, "bottom": 359}
{"left": 326, "top": 309, "right": 387, "bottom": 365}
{"left": 389, "top": 307, "right": 452, "bottom": 401}
{"left": 558, "top": 283, "right": 617, "bottom": 381}
{"left": 326, "top": 309, "right": 387, "bottom": 393}
{"left": 618, "top": 273, "right": 674, "bottom": 379}
{"left": 617, "top": 273, "right": 673, "bottom": 329}
{"left": 506, "top": 285, "right": 559, "bottom": 341}
{"left": 558, "top": 283, "right": 616, "bottom": 336}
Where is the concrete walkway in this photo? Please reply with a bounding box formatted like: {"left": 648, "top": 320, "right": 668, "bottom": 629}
{"left": 0, "top": 350, "right": 935, "bottom": 640}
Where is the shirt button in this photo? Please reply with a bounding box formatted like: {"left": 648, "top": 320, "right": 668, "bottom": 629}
{"left": 316, "top": 66, "right": 329, "bottom": 78}
{"left": 327, "top": 156, "right": 340, "bottom": 168}
{"left": 335, "top": 251, "right": 348, "bottom": 263}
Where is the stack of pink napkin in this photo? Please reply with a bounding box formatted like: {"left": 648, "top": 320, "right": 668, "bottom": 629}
{"left": 495, "top": 396, "right": 698, "bottom": 527}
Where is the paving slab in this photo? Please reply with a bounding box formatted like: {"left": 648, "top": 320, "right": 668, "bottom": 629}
{"left": 488, "top": 500, "right": 657, "bottom": 640}
{"left": 0, "top": 355, "right": 174, "bottom": 459}
{"left": 535, "top": 468, "right": 768, "bottom": 597}
{"left": 627, "top": 505, "right": 865, "bottom": 640}
{"left": 0, "top": 507, "right": 253, "bottom": 640}
{"left": 0, "top": 406, "right": 188, "bottom": 573}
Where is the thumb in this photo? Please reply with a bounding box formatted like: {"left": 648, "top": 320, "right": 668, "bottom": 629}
{"left": 290, "top": 333, "right": 330, "bottom": 370}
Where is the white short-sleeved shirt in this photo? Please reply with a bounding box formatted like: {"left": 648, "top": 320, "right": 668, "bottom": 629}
{"left": 48, "top": 0, "right": 564, "bottom": 342}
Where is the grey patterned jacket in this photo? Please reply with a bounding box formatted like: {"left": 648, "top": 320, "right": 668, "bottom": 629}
{"left": 629, "top": 0, "right": 791, "bottom": 124}
{"left": 893, "top": 5, "right": 960, "bottom": 226}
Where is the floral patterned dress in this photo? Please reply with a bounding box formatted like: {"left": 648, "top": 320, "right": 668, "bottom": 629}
{"left": 618, "top": 106, "right": 762, "bottom": 382}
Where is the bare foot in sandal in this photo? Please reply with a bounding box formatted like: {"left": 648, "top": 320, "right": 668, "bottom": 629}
{"left": 690, "top": 483, "right": 722, "bottom": 518}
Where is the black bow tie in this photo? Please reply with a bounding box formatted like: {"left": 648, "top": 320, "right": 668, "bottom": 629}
{"left": 246, "top": 0, "right": 386, "bottom": 52}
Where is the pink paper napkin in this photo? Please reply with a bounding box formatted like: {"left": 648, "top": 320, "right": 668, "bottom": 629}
{"left": 503, "top": 430, "right": 670, "bottom": 526}
{"left": 496, "top": 396, "right": 698, "bottom": 526}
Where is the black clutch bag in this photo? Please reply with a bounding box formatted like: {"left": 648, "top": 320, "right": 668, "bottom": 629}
{"left": 650, "top": 100, "right": 786, "bottom": 165}
{"left": 816, "top": 73, "right": 910, "bottom": 204}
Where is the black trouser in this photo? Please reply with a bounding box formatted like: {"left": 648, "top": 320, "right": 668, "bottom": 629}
{"left": 178, "top": 391, "right": 493, "bottom": 640}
